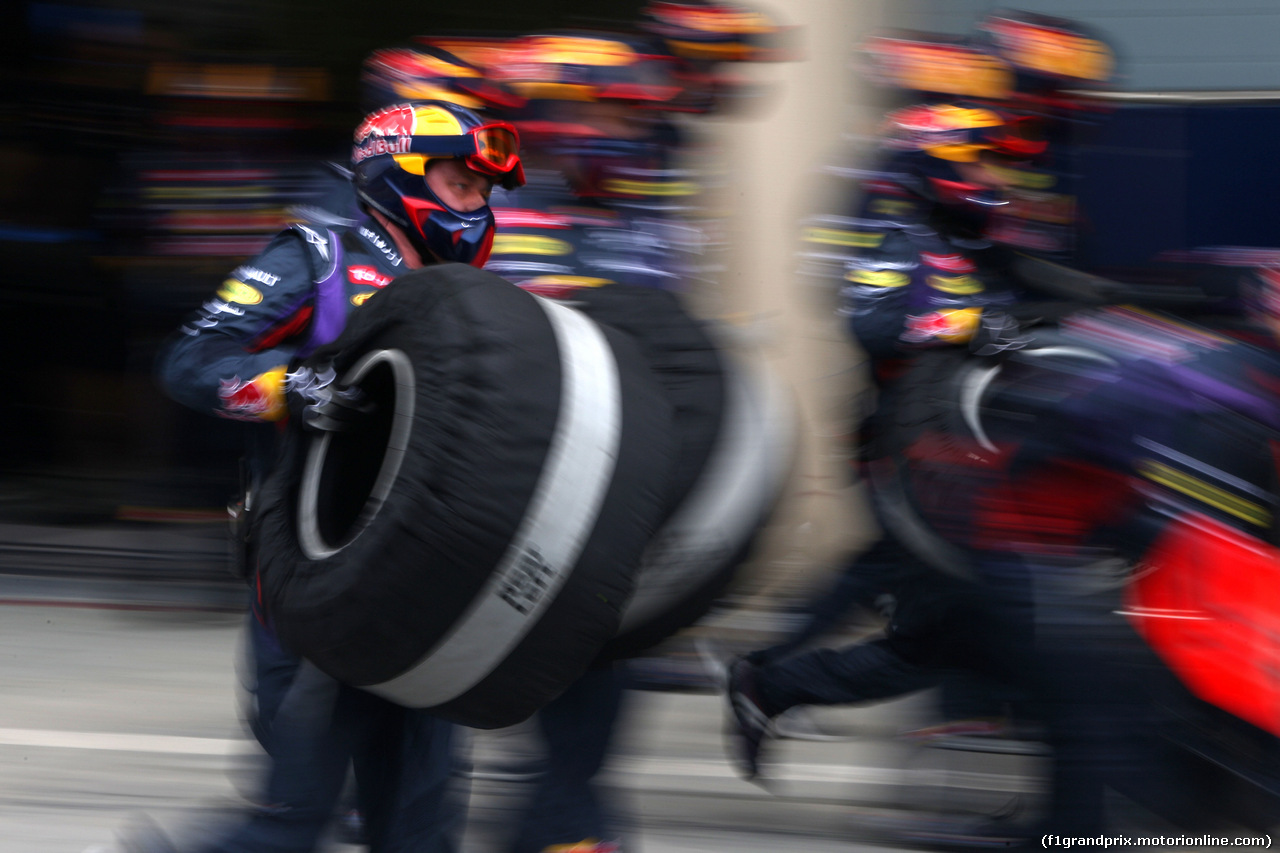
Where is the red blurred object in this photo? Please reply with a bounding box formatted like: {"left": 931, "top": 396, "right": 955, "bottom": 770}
{"left": 1126, "top": 513, "right": 1280, "bottom": 736}
{"left": 974, "top": 460, "right": 1134, "bottom": 553}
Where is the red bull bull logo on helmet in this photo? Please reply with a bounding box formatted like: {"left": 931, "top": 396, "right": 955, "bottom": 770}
{"left": 355, "top": 104, "right": 417, "bottom": 141}
{"left": 353, "top": 104, "right": 417, "bottom": 164}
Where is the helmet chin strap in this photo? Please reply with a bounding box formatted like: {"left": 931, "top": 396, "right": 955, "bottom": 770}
{"left": 368, "top": 208, "right": 427, "bottom": 269}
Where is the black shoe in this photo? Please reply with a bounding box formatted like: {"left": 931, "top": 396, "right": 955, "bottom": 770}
{"left": 725, "top": 657, "right": 775, "bottom": 781}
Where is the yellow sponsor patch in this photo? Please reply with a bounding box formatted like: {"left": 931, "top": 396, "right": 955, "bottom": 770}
{"left": 216, "top": 279, "right": 263, "bottom": 305}
{"left": 600, "top": 178, "right": 699, "bottom": 197}
{"left": 845, "top": 269, "right": 910, "bottom": 287}
{"left": 869, "top": 199, "right": 917, "bottom": 217}
{"left": 491, "top": 235, "right": 574, "bottom": 256}
{"left": 351, "top": 292, "right": 376, "bottom": 307}
{"left": 1138, "top": 460, "right": 1271, "bottom": 528}
{"left": 803, "top": 228, "right": 883, "bottom": 248}
{"left": 927, "top": 274, "right": 984, "bottom": 295}
{"left": 523, "top": 275, "right": 612, "bottom": 287}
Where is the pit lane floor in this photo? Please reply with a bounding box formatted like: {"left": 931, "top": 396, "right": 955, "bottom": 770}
{"left": 0, "top": 571, "right": 1078, "bottom": 853}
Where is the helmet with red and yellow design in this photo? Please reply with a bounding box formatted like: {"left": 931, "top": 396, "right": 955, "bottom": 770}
{"left": 493, "top": 31, "right": 686, "bottom": 200}
{"left": 500, "top": 31, "right": 682, "bottom": 117}
{"left": 876, "top": 102, "right": 1048, "bottom": 238}
{"left": 976, "top": 10, "right": 1116, "bottom": 96}
{"left": 880, "top": 102, "right": 1046, "bottom": 165}
{"left": 640, "top": 0, "right": 790, "bottom": 63}
{"left": 351, "top": 100, "right": 525, "bottom": 267}
{"left": 359, "top": 44, "right": 525, "bottom": 114}
{"left": 639, "top": 1, "right": 794, "bottom": 114}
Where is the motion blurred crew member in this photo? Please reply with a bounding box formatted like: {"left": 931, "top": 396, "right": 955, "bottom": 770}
{"left": 122, "top": 100, "right": 525, "bottom": 853}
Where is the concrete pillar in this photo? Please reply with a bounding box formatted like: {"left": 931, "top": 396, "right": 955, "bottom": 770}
{"left": 690, "top": 0, "right": 891, "bottom": 606}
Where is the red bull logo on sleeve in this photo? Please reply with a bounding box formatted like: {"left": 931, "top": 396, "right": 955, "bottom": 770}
{"left": 490, "top": 234, "right": 573, "bottom": 256}
{"left": 902, "top": 307, "right": 982, "bottom": 344}
{"left": 217, "top": 368, "right": 287, "bottom": 422}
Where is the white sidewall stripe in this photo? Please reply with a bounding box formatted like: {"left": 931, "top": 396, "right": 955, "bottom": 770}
{"left": 619, "top": 353, "right": 793, "bottom": 632}
{"left": 367, "top": 296, "right": 622, "bottom": 706}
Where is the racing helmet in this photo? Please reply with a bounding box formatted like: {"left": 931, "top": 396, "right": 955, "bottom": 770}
{"left": 880, "top": 102, "right": 1046, "bottom": 164}
{"left": 640, "top": 0, "right": 788, "bottom": 62}
{"left": 874, "top": 103, "right": 1047, "bottom": 238}
{"left": 639, "top": 0, "right": 792, "bottom": 113}
{"left": 351, "top": 100, "right": 525, "bottom": 267}
{"left": 501, "top": 31, "right": 684, "bottom": 199}
{"left": 504, "top": 31, "right": 682, "bottom": 108}
{"left": 976, "top": 10, "right": 1117, "bottom": 95}
{"left": 359, "top": 44, "right": 525, "bottom": 114}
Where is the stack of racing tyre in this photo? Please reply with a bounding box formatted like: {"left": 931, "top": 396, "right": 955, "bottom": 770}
{"left": 251, "top": 262, "right": 792, "bottom": 728}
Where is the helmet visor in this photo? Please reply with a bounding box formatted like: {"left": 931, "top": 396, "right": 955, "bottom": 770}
{"left": 471, "top": 125, "right": 521, "bottom": 174}
{"left": 409, "top": 122, "right": 526, "bottom": 188}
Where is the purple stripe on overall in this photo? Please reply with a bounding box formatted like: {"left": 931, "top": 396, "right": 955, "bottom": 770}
{"left": 297, "top": 230, "right": 346, "bottom": 359}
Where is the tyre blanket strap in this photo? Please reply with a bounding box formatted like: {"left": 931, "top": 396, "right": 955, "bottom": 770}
{"left": 365, "top": 297, "right": 623, "bottom": 706}
{"left": 293, "top": 226, "right": 346, "bottom": 360}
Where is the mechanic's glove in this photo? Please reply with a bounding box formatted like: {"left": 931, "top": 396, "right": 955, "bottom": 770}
{"left": 307, "top": 384, "right": 375, "bottom": 432}
{"left": 284, "top": 364, "right": 374, "bottom": 433}
{"left": 218, "top": 366, "right": 289, "bottom": 422}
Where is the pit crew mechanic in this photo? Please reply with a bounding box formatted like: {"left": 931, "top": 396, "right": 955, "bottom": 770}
{"left": 732, "top": 101, "right": 1044, "bottom": 702}
{"left": 138, "top": 100, "right": 525, "bottom": 853}
{"left": 725, "top": 101, "right": 1218, "bottom": 844}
